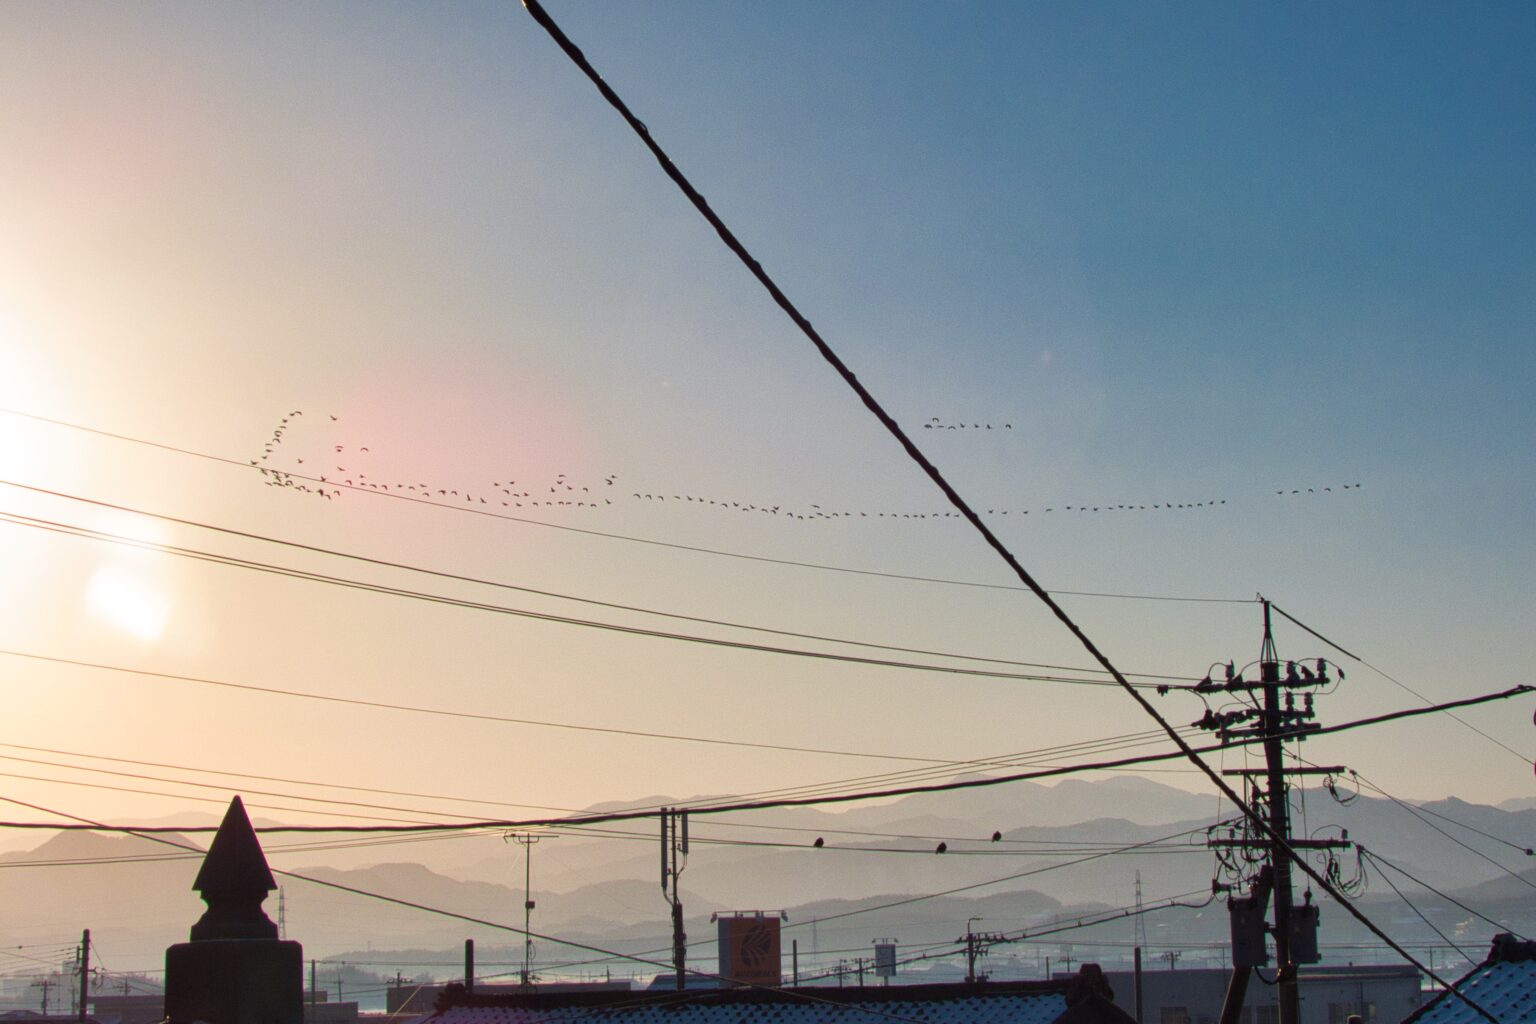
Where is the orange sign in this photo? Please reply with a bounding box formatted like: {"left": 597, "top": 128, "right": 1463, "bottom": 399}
{"left": 717, "top": 916, "right": 782, "bottom": 987}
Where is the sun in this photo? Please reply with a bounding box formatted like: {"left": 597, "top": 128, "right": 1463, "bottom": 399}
{"left": 86, "top": 565, "right": 170, "bottom": 642}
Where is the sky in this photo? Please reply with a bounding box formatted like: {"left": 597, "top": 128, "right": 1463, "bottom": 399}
{"left": 0, "top": 0, "right": 1533, "bottom": 862}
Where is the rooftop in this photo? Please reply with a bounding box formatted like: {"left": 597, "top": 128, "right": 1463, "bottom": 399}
{"left": 1404, "top": 934, "right": 1536, "bottom": 1024}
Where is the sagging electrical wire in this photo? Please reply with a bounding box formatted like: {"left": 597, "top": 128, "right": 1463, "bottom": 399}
{"left": 1361, "top": 847, "right": 1526, "bottom": 940}
{"left": 0, "top": 512, "right": 1189, "bottom": 696}
{"left": 0, "top": 683, "right": 1527, "bottom": 835}
{"left": 516, "top": 5, "right": 1503, "bottom": 1016}
{"left": 0, "top": 481, "right": 1201, "bottom": 688}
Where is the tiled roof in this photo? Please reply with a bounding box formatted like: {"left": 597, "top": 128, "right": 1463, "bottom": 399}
{"left": 409, "top": 981, "right": 1099, "bottom": 1024}
{"left": 1405, "top": 935, "right": 1536, "bottom": 1024}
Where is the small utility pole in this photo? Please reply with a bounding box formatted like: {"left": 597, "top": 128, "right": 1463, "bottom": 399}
{"left": 77, "top": 929, "right": 90, "bottom": 1023}
{"left": 958, "top": 917, "right": 1003, "bottom": 983}
{"left": 660, "top": 808, "right": 689, "bottom": 990}
{"left": 963, "top": 918, "right": 982, "bottom": 984}
{"left": 1133, "top": 946, "right": 1144, "bottom": 1024}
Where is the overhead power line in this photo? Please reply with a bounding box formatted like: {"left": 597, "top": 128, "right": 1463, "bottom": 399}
{"left": 0, "top": 407, "right": 1252, "bottom": 603}
{"left": 1345, "top": 769, "right": 1536, "bottom": 890}
{"left": 1359, "top": 847, "right": 1525, "bottom": 940}
{"left": 0, "top": 735, "right": 1203, "bottom": 848}
{"left": 0, "top": 511, "right": 1191, "bottom": 693}
{"left": 0, "top": 480, "right": 1195, "bottom": 685}
{"left": 490, "top": 823, "right": 1224, "bottom": 977}
{"left": 1270, "top": 601, "right": 1532, "bottom": 768}
{"left": 516, "top": 6, "right": 1498, "bottom": 1015}
{"left": 0, "top": 742, "right": 1209, "bottom": 857}
{"left": 1, "top": 648, "right": 1162, "bottom": 766}
{"left": 0, "top": 796, "right": 936, "bottom": 1024}
{"left": 2, "top": 684, "right": 1525, "bottom": 835}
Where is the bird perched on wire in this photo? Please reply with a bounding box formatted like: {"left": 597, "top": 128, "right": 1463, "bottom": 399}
{"left": 935, "top": 842, "right": 947, "bottom": 854}
{"left": 813, "top": 837, "right": 824, "bottom": 848}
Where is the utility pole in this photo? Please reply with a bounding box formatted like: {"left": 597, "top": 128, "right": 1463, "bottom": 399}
{"left": 964, "top": 918, "right": 982, "bottom": 984}
{"left": 958, "top": 918, "right": 1004, "bottom": 984}
{"left": 1133, "top": 872, "right": 1148, "bottom": 952}
{"left": 660, "top": 808, "right": 689, "bottom": 990}
{"left": 77, "top": 929, "right": 90, "bottom": 1023}
{"left": 1200, "top": 599, "right": 1348, "bottom": 1024}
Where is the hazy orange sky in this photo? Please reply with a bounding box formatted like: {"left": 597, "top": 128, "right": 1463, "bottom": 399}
{"left": 2, "top": 0, "right": 1533, "bottom": 854}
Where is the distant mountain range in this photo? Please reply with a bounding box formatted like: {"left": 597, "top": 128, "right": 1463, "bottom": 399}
{"left": 3, "top": 776, "right": 1532, "bottom": 979}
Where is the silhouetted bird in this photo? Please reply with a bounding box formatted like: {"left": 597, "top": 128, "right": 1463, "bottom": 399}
{"left": 813, "top": 837, "right": 824, "bottom": 848}
{"left": 991, "top": 831, "right": 1002, "bottom": 843}
{"left": 935, "top": 842, "right": 947, "bottom": 854}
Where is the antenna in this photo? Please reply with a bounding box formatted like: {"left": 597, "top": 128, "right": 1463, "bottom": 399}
{"left": 508, "top": 832, "right": 556, "bottom": 988}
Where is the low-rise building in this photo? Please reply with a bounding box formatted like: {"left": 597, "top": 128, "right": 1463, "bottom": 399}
{"left": 1094, "top": 964, "right": 1421, "bottom": 1024}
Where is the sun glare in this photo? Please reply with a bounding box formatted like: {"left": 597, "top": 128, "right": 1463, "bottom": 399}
{"left": 86, "top": 566, "right": 170, "bottom": 642}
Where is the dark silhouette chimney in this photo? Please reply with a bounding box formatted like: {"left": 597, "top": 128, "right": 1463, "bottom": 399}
{"left": 165, "top": 796, "right": 303, "bottom": 1024}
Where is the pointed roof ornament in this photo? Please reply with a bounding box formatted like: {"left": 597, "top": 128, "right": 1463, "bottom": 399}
{"left": 189, "top": 796, "right": 279, "bottom": 941}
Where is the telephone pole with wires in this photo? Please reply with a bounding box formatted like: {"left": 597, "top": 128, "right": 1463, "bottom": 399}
{"left": 1199, "top": 599, "right": 1352, "bottom": 1024}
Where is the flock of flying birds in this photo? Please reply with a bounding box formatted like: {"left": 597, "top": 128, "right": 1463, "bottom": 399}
{"left": 923, "top": 417, "right": 1013, "bottom": 431}
{"left": 247, "top": 410, "right": 1361, "bottom": 521}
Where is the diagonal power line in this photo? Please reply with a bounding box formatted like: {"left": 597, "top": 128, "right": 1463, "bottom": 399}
{"left": 517, "top": 3, "right": 1497, "bottom": 1015}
